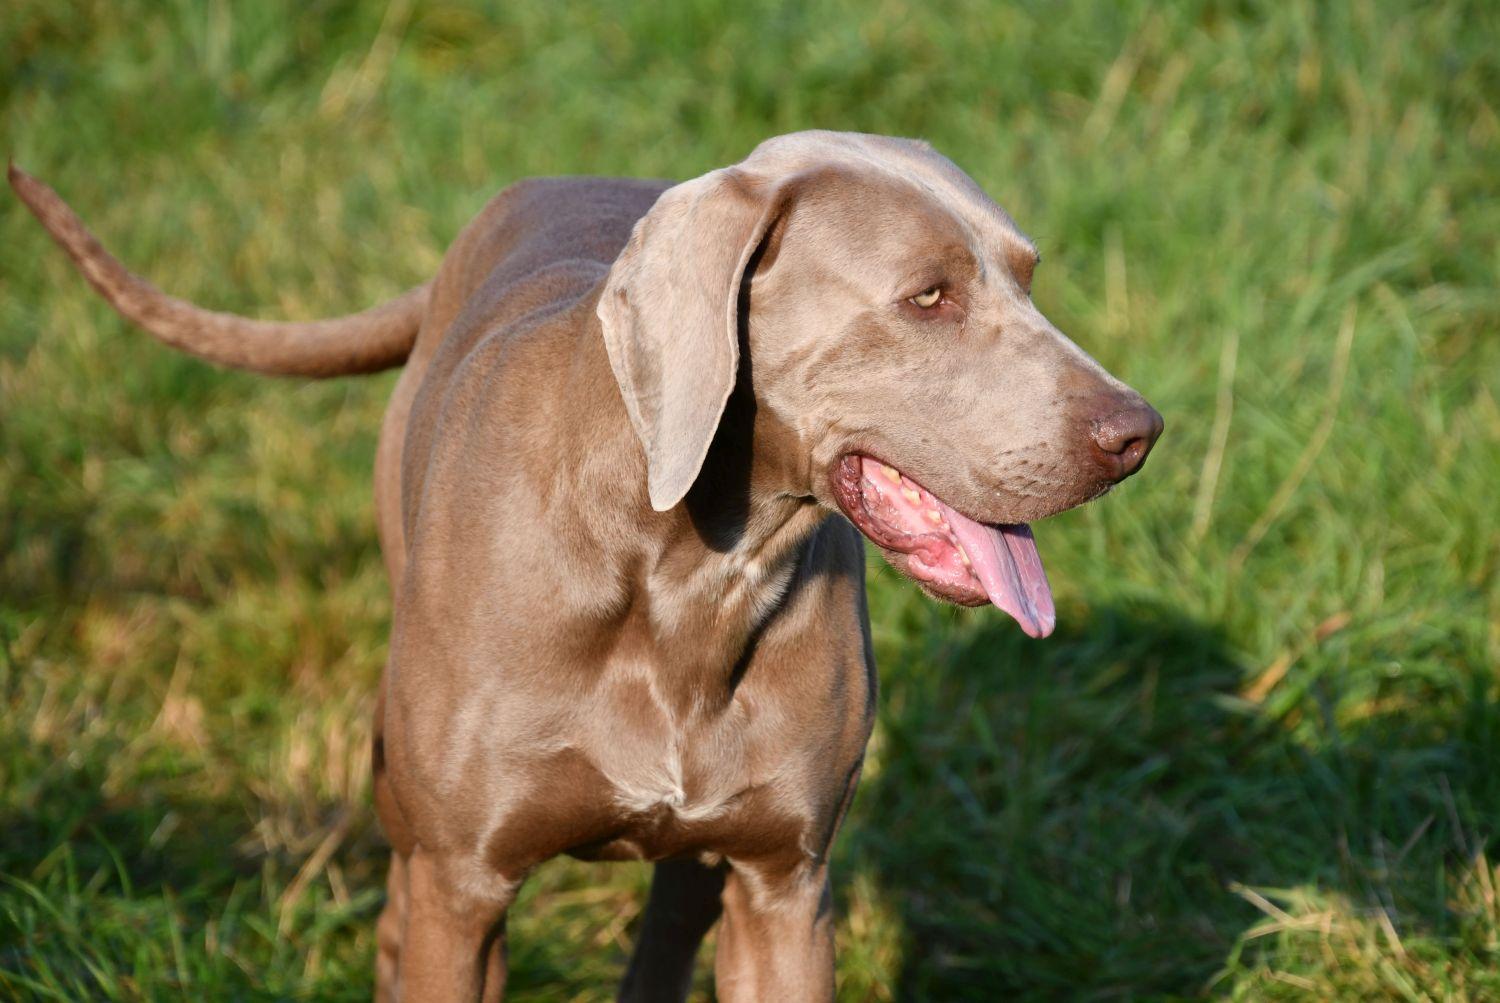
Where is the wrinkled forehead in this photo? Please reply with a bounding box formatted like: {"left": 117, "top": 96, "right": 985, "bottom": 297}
{"left": 748, "top": 131, "right": 1037, "bottom": 272}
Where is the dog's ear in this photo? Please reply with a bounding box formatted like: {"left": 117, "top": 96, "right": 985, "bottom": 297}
{"left": 598, "top": 168, "right": 787, "bottom": 512}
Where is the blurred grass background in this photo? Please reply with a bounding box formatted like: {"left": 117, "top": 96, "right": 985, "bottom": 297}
{"left": 2, "top": 0, "right": 1498, "bottom": 999}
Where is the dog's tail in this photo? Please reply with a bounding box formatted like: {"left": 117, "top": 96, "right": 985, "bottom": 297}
{"left": 8, "top": 164, "right": 429, "bottom": 377}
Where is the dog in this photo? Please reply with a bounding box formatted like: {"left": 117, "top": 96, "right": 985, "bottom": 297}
{"left": 11, "top": 130, "right": 1161, "bottom": 1001}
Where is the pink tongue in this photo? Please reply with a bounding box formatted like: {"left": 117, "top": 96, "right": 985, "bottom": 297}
{"left": 936, "top": 501, "right": 1056, "bottom": 638}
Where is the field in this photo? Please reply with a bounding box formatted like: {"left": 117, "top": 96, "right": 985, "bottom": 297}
{"left": 2, "top": 1, "right": 1498, "bottom": 999}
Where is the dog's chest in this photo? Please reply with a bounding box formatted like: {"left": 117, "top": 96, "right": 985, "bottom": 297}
{"left": 572, "top": 746, "right": 812, "bottom": 865}
{"left": 559, "top": 671, "right": 826, "bottom": 862}
{"left": 458, "top": 519, "right": 873, "bottom": 871}
{"left": 589, "top": 677, "right": 755, "bottom": 821}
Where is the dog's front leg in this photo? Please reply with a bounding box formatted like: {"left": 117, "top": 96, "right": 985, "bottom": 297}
{"left": 713, "top": 861, "right": 835, "bottom": 1003}
{"left": 396, "top": 848, "right": 517, "bottom": 1002}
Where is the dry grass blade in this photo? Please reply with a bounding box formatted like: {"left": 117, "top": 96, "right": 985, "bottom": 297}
{"left": 277, "top": 810, "right": 355, "bottom": 936}
{"left": 1229, "top": 303, "right": 1359, "bottom": 573}
{"left": 1191, "top": 323, "right": 1240, "bottom": 544}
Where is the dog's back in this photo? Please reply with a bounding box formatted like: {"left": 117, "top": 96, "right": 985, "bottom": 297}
{"left": 409, "top": 175, "right": 670, "bottom": 373}
{"left": 374, "top": 175, "right": 670, "bottom": 579}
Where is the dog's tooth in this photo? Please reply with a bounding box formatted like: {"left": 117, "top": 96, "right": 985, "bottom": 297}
{"left": 902, "top": 487, "right": 922, "bottom": 504}
{"left": 881, "top": 465, "right": 901, "bottom": 483}
{"left": 924, "top": 509, "right": 944, "bottom": 525}
{"left": 957, "top": 544, "right": 971, "bottom": 567}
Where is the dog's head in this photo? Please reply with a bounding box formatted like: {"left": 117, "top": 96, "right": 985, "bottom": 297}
{"left": 599, "top": 131, "right": 1161, "bottom": 637}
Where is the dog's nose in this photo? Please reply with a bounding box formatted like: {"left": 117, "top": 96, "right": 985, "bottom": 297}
{"left": 1090, "top": 401, "right": 1163, "bottom": 481}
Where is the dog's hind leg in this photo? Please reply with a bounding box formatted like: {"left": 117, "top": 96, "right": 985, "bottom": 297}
{"left": 617, "top": 858, "right": 727, "bottom": 1002}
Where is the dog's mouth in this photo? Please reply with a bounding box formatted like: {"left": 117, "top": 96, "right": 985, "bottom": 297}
{"left": 831, "top": 454, "right": 1055, "bottom": 638}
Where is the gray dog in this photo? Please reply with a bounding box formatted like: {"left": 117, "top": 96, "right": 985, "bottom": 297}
{"left": 12, "top": 130, "right": 1160, "bottom": 1001}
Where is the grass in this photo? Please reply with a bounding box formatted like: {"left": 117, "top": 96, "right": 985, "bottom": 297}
{"left": 2, "top": 0, "right": 1498, "bottom": 999}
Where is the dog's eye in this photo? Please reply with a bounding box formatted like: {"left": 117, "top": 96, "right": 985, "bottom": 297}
{"left": 910, "top": 286, "right": 942, "bottom": 308}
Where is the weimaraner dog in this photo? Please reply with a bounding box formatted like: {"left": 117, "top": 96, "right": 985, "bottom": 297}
{"left": 12, "top": 130, "right": 1161, "bottom": 1001}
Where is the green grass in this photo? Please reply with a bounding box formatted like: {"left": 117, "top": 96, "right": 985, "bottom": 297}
{"left": 2, "top": 0, "right": 1498, "bottom": 999}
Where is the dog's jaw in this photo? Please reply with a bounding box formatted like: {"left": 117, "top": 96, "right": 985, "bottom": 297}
{"left": 830, "top": 454, "right": 1056, "bottom": 637}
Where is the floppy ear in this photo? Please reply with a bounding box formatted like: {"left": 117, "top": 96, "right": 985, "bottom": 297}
{"left": 598, "top": 168, "right": 785, "bottom": 512}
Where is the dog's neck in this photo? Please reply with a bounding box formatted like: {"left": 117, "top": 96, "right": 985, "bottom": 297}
{"left": 561, "top": 312, "right": 829, "bottom": 715}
